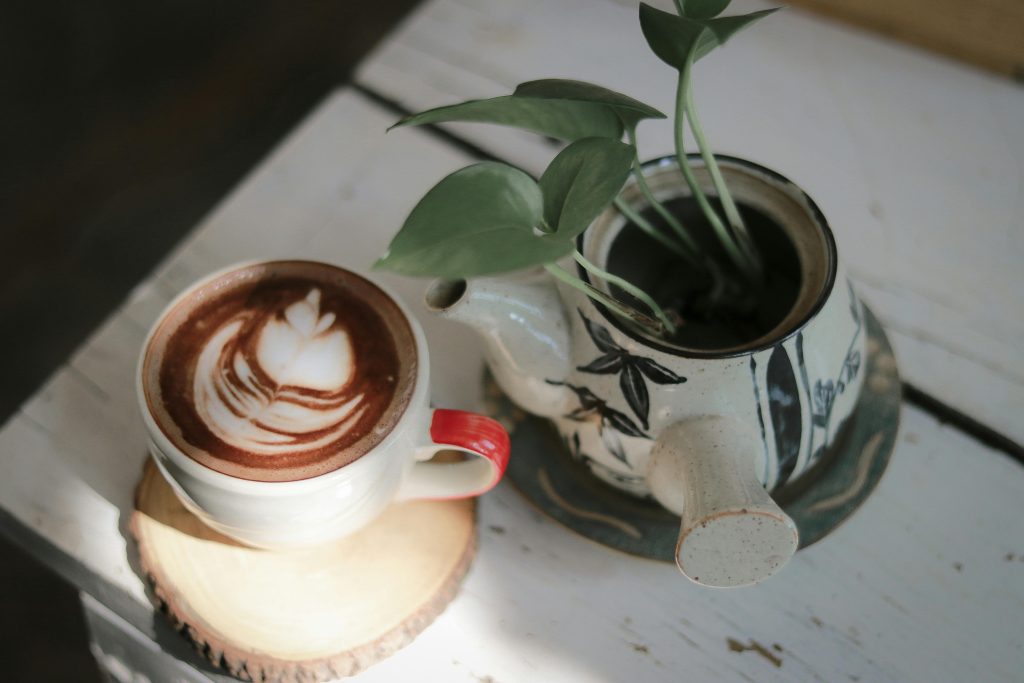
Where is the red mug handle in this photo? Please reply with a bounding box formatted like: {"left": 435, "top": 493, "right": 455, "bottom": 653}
{"left": 396, "top": 409, "right": 510, "bottom": 501}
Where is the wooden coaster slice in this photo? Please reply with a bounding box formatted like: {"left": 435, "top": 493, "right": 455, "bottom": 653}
{"left": 130, "top": 461, "right": 476, "bottom": 682}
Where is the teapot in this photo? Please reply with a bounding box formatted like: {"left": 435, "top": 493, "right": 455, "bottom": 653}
{"left": 425, "top": 157, "right": 865, "bottom": 587}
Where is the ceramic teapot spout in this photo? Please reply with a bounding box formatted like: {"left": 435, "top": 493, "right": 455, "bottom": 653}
{"left": 647, "top": 416, "right": 799, "bottom": 587}
{"left": 425, "top": 274, "right": 572, "bottom": 418}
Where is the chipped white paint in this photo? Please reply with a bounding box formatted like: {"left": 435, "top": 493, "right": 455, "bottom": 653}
{"left": 357, "top": 0, "right": 1024, "bottom": 443}
{"left": 0, "top": 90, "right": 1020, "bottom": 681}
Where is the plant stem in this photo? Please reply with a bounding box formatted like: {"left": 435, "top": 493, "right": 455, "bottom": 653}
{"left": 674, "top": 68, "right": 753, "bottom": 278}
{"left": 683, "top": 84, "right": 762, "bottom": 276}
{"left": 572, "top": 252, "right": 677, "bottom": 335}
{"left": 544, "top": 263, "right": 663, "bottom": 336}
{"left": 625, "top": 126, "right": 701, "bottom": 262}
{"left": 612, "top": 197, "right": 691, "bottom": 261}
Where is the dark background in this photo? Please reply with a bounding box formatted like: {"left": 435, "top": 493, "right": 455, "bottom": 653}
{"left": 0, "top": 2, "right": 419, "bottom": 679}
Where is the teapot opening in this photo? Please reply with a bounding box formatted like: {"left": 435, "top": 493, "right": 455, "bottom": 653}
{"left": 425, "top": 278, "right": 468, "bottom": 312}
{"left": 605, "top": 197, "right": 801, "bottom": 351}
{"left": 581, "top": 156, "right": 836, "bottom": 357}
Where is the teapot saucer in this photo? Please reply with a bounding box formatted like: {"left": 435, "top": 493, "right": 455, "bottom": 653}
{"left": 482, "top": 305, "right": 900, "bottom": 559}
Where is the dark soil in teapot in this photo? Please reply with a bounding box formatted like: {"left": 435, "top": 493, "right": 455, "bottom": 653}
{"left": 604, "top": 197, "right": 801, "bottom": 351}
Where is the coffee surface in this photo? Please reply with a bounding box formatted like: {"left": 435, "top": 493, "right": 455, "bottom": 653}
{"left": 143, "top": 262, "right": 417, "bottom": 482}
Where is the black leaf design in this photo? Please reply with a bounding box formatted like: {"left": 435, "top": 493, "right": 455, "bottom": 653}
{"left": 565, "top": 383, "right": 602, "bottom": 411}
{"left": 848, "top": 279, "right": 860, "bottom": 326}
{"left": 633, "top": 356, "right": 687, "bottom": 384}
{"left": 557, "top": 379, "right": 652, "bottom": 468}
{"left": 604, "top": 407, "right": 646, "bottom": 438}
{"left": 619, "top": 363, "right": 650, "bottom": 430}
{"left": 576, "top": 352, "right": 624, "bottom": 374}
{"left": 813, "top": 379, "right": 835, "bottom": 417}
{"left": 600, "top": 427, "right": 630, "bottom": 466}
{"left": 567, "top": 407, "right": 594, "bottom": 422}
{"left": 767, "top": 344, "right": 802, "bottom": 488}
{"left": 843, "top": 350, "right": 861, "bottom": 384}
{"left": 578, "top": 309, "right": 621, "bottom": 353}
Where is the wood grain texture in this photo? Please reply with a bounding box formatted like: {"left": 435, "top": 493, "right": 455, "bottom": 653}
{"left": 785, "top": 0, "right": 1024, "bottom": 79}
{"left": 132, "top": 461, "right": 476, "bottom": 681}
{"left": 355, "top": 0, "right": 1024, "bottom": 445}
{"left": 0, "top": 90, "right": 1022, "bottom": 681}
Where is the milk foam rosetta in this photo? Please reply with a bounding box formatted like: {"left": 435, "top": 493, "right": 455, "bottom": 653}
{"left": 146, "top": 263, "right": 417, "bottom": 482}
{"left": 193, "top": 289, "right": 367, "bottom": 457}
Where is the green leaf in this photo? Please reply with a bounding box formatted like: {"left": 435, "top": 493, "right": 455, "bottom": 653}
{"left": 640, "top": 4, "right": 706, "bottom": 70}
{"left": 704, "top": 9, "right": 779, "bottom": 48}
{"left": 639, "top": 3, "right": 778, "bottom": 71}
{"left": 391, "top": 95, "right": 622, "bottom": 142}
{"left": 374, "top": 162, "right": 571, "bottom": 279}
{"left": 513, "top": 79, "right": 665, "bottom": 129}
{"left": 540, "top": 138, "right": 634, "bottom": 239}
{"left": 679, "top": 0, "right": 732, "bottom": 20}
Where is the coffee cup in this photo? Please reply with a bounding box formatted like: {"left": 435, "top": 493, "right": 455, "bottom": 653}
{"left": 136, "top": 260, "right": 509, "bottom": 549}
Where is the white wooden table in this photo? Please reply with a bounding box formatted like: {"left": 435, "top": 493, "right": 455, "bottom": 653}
{"left": 2, "top": 1, "right": 1023, "bottom": 681}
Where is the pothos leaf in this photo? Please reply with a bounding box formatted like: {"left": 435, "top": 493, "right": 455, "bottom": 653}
{"left": 703, "top": 9, "right": 780, "bottom": 51}
{"left": 639, "top": 3, "right": 778, "bottom": 71}
{"left": 513, "top": 79, "right": 665, "bottom": 129}
{"left": 540, "top": 137, "right": 633, "bottom": 239}
{"left": 374, "top": 162, "right": 570, "bottom": 278}
{"left": 391, "top": 95, "right": 623, "bottom": 142}
{"left": 679, "top": 0, "right": 732, "bottom": 20}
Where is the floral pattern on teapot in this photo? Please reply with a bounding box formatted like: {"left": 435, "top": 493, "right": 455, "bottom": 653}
{"left": 546, "top": 309, "right": 687, "bottom": 466}
{"left": 552, "top": 278, "right": 864, "bottom": 497}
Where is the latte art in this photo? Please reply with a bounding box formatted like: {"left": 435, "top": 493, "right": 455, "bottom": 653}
{"left": 143, "top": 262, "right": 417, "bottom": 482}
{"left": 193, "top": 289, "right": 370, "bottom": 458}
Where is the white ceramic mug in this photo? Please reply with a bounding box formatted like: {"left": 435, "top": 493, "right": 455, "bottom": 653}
{"left": 136, "top": 261, "right": 509, "bottom": 549}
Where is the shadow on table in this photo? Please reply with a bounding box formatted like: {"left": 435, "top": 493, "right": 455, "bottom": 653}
{"left": 0, "top": 0, "right": 425, "bottom": 676}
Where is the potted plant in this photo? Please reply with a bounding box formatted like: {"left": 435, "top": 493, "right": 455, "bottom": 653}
{"left": 374, "top": 1, "right": 868, "bottom": 587}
